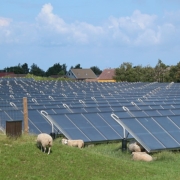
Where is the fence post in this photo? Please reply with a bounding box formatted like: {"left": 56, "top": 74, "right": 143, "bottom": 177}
{"left": 23, "top": 97, "right": 28, "bottom": 134}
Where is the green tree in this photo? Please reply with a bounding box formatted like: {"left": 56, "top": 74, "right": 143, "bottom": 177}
{"left": 30, "top": 63, "right": 45, "bottom": 76}
{"left": 90, "top": 66, "right": 102, "bottom": 76}
{"left": 154, "top": 59, "right": 167, "bottom": 82}
{"left": 22, "top": 63, "right": 29, "bottom": 74}
{"left": 46, "top": 63, "right": 66, "bottom": 76}
{"left": 141, "top": 66, "right": 155, "bottom": 82}
{"left": 58, "top": 70, "right": 65, "bottom": 76}
{"left": 5, "top": 64, "right": 23, "bottom": 74}
{"left": 114, "top": 62, "right": 133, "bottom": 82}
{"left": 73, "top": 64, "right": 82, "bottom": 69}
{"left": 169, "top": 62, "right": 180, "bottom": 82}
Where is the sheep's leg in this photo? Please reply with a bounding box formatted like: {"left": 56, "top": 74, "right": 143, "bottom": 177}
{"left": 44, "top": 147, "right": 46, "bottom": 153}
{"left": 48, "top": 147, "right": 51, "bottom": 155}
{"left": 41, "top": 146, "right": 43, "bottom": 152}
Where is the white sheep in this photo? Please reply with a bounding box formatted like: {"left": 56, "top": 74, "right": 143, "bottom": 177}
{"left": 36, "top": 133, "right": 53, "bottom": 155}
{"left": 128, "top": 141, "right": 143, "bottom": 152}
{"left": 62, "top": 138, "right": 84, "bottom": 148}
{"left": 132, "top": 152, "right": 153, "bottom": 162}
{"left": 61, "top": 138, "right": 67, "bottom": 145}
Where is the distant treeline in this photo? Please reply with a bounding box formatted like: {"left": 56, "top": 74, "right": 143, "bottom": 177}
{"left": 114, "top": 60, "right": 180, "bottom": 82}
{"left": 2, "top": 59, "right": 180, "bottom": 82}
{"left": 2, "top": 63, "right": 102, "bottom": 77}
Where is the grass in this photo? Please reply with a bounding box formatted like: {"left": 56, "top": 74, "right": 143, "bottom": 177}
{"left": 1, "top": 134, "right": 180, "bottom": 180}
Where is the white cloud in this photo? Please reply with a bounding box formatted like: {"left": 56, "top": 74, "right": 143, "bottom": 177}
{"left": 107, "top": 10, "right": 160, "bottom": 46}
{"left": 1, "top": 3, "right": 180, "bottom": 49}
{"left": 36, "top": 3, "right": 104, "bottom": 45}
{"left": 0, "top": 17, "right": 11, "bottom": 27}
{"left": 36, "top": 3, "right": 68, "bottom": 34}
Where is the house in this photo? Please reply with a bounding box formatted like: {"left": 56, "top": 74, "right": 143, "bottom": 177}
{"left": 66, "top": 68, "right": 97, "bottom": 81}
{"left": 97, "top": 69, "right": 116, "bottom": 82}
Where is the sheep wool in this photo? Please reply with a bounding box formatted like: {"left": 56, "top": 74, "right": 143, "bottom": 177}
{"left": 62, "top": 139, "right": 84, "bottom": 148}
{"left": 37, "top": 133, "right": 53, "bottom": 155}
{"left": 128, "top": 141, "right": 142, "bottom": 152}
{"left": 61, "top": 138, "right": 67, "bottom": 145}
{"left": 132, "top": 152, "right": 153, "bottom": 162}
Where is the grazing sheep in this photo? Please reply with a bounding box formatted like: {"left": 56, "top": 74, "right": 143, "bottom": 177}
{"left": 36, "top": 133, "right": 53, "bottom": 155}
{"left": 62, "top": 138, "right": 84, "bottom": 148}
{"left": 132, "top": 152, "right": 153, "bottom": 162}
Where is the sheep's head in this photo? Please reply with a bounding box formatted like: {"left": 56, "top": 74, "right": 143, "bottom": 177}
{"left": 64, "top": 139, "right": 68, "bottom": 144}
{"left": 61, "top": 138, "right": 67, "bottom": 144}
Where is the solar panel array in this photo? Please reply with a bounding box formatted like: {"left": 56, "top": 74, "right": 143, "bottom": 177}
{"left": 1, "top": 78, "right": 180, "bottom": 152}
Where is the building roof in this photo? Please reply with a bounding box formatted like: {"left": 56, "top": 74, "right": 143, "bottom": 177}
{"left": 70, "top": 69, "right": 97, "bottom": 79}
{"left": 0, "top": 72, "right": 14, "bottom": 77}
{"left": 98, "top": 69, "right": 116, "bottom": 80}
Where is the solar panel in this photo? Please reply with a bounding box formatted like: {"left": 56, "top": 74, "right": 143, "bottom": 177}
{"left": 28, "top": 110, "right": 52, "bottom": 133}
{"left": 157, "top": 109, "right": 174, "bottom": 116}
{"left": 111, "top": 115, "right": 166, "bottom": 152}
{"left": 168, "top": 115, "right": 180, "bottom": 128}
{"left": 111, "top": 113, "right": 180, "bottom": 152}
{"left": 62, "top": 113, "right": 107, "bottom": 141}
{"left": 46, "top": 114, "right": 91, "bottom": 142}
{"left": 152, "top": 116, "right": 180, "bottom": 144}
{"left": 2, "top": 79, "right": 180, "bottom": 151}
{"left": 171, "top": 108, "right": 180, "bottom": 115}
{"left": 143, "top": 110, "right": 162, "bottom": 116}
{"left": 83, "top": 113, "right": 123, "bottom": 140}
{"left": 98, "top": 112, "right": 130, "bottom": 138}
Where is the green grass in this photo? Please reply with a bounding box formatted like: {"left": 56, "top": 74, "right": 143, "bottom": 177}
{"left": 1, "top": 134, "right": 180, "bottom": 180}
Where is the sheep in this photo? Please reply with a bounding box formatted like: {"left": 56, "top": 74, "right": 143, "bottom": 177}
{"left": 36, "top": 133, "right": 53, "bottom": 155}
{"left": 62, "top": 138, "right": 84, "bottom": 148}
{"left": 132, "top": 152, "right": 153, "bottom": 162}
{"left": 61, "top": 138, "right": 67, "bottom": 145}
{"left": 128, "top": 141, "right": 144, "bottom": 152}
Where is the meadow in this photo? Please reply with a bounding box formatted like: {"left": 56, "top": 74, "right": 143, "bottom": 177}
{"left": 0, "top": 134, "right": 180, "bottom": 180}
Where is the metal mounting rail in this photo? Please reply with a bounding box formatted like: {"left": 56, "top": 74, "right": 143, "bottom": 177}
{"left": 111, "top": 113, "right": 126, "bottom": 139}
{"left": 41, "top": 110, "right": 54, "bottom": 133}
{"left": 32, "top": 98, "right": 38, "bottom": 105}
{"left": 63, "top": 104, "right": 73, "bottom": 113}
{"left": 49, "top": 96, "right": 55, "bottom": 101}
{"left": 10, "top": 102, "right": 18, "bottom": 110}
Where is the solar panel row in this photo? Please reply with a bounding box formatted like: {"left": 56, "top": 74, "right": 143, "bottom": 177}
{"left": 1, "top": 78, "right": 180, "bottom": 152}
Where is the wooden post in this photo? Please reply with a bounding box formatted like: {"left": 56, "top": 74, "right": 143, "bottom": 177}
{"left": 23, "top": 97, "right": 28, "bottom": 134}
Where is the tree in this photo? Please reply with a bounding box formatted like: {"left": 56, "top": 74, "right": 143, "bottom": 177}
{"left": 73, "top": 64, "right": 82, "bottom": 69}
{"left": 58, "top": 70, "right": 65, "bottom": 76}
{"left": 46, "top": 63, "right": 67, "bottom": 76}
{"left": 114, "top": 62, "right": 133, "bottom": 82}
{"left": 169, "top": 62, "right": 180, "bottom": 82}
{"left": 30, "top": 63, "right": 45, "bottom": 76}
{"left": 22, "top": 63, "right": 29, "bottom": 74}
{"left": 141, "top": 65, "right": 155, "bottom": 82}
{"left": 154, "top": 59, "right": 167, "bottom": 82}
{"left": 4, "top": 63, "right": 29, "bottom": 74}
{"left": 90, "top": 66, "right": 102, "bottom": 76}
{"left": 5, "top": 64, "right": 23, "bottom": 74}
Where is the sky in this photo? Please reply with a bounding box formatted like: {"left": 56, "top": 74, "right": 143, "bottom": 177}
{"left": 1, "top": 0, "right": 180, "bottom": 71}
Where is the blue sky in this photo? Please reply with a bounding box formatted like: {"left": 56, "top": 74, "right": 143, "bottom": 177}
{"left": 1, "top": 0, "right": 180, "bottom": 71}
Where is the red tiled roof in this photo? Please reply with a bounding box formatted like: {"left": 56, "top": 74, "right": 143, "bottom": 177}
{"left": 98, "top": 69, "right": 115, "bottom": 80}
{"left": 0, "top": 72, "right": 14, "bottom": 77}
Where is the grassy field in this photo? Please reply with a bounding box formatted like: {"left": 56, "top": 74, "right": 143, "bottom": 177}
{"left": 0, "top": 134, "right": 180, "bottom": 180}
